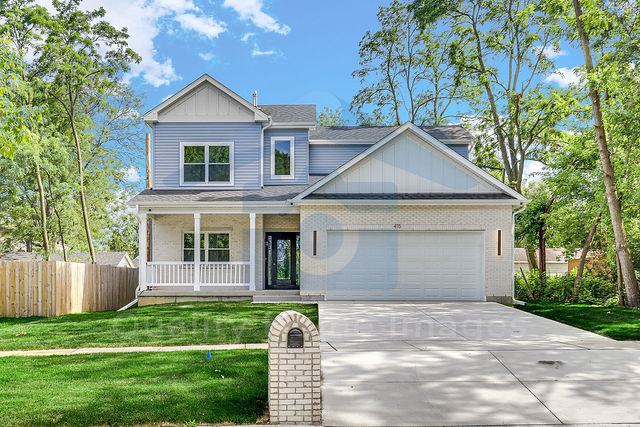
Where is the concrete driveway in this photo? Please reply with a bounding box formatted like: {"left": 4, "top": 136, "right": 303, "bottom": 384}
{"left": 319, "top": 302, "right": 640, "bottom": 426}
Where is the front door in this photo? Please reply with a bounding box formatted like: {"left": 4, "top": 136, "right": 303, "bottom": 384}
{"left": 265, "top": 232, "right": 300, "bottom": 289}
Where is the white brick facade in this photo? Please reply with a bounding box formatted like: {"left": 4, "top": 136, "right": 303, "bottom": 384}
{"left": 299, "top": 204, "right": 514, "bottom": 301}
{"left": 268, "top": 310, "right": 321, "bottom": 425}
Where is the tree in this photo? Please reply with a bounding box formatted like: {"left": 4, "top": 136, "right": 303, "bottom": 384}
{"left": 34, "top": 0, "right": 140, "bottom": 263}
{"left": 567, "top": 0, "right": 640, "bottom": 307}
{"left": 0, "top": 38, "right": 39, "bottom": 159}
{"left": 317, "top": 107, "right": 348, "bottom": 126}
{"left": 106, "top": 211, "right": 139, "bottom": 259}
{"left": 352, "top": 0, "right": 466, "bottom": 126}
{"left": 410, "top": 0, "right": 578, "bottom": 192}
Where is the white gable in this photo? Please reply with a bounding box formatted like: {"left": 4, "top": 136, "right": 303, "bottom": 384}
{"left": 314, "top": 131, "right": 499, "bottom": 194}
{"left": 157, "top": 81, "right": 255, "bottom": 122}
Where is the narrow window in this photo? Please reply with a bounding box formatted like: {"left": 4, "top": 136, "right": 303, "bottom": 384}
{"left": 312, "top": 230, "right": 317, "bottom": 257}
{"left": 271, "top": 136, "right": 294, "bottom": 178}
{"left": 208, "top": 233, "right": 230, "bottom": 261}
{"left": 497, "top": 229, "right": 503, "bottom": 256}
{"left": 208, "top": 145, "right": 230, "bottom": 183}
{"left": 183, "top": 146, "right": 205, "bottom": 182}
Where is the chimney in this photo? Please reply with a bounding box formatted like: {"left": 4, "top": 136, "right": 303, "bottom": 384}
{"left": 253, "top": 90, "right": 258, "bottom": 107}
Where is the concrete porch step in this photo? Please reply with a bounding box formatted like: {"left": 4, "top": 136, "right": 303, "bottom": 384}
{"left": 252, "top": 290, "right": 304, "bottom": 303}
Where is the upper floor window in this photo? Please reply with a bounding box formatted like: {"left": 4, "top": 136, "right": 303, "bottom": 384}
{"left": 180, "top": 142, "right": 234, "bottom": 186}
{"left": 270, "top": 136, "right": 295, "bottom": 179}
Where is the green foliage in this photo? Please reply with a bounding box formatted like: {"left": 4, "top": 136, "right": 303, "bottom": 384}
{"left": 106, "top": 211, "right": 139, "bottom": 259}
{"left": 0, "top": 0, "right": 143, "bottom": 256}
{"left": 0, "top": 38, "right": 40, "bottom": 159}
{"left": 515, "top": 270, "right": 617, "bottom": 305}
{"left": 317, "top": 106, "right": 348, "bottom": 126}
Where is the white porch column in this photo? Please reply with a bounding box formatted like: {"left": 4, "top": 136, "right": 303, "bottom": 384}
{"left": 138, "top": 212, "right": 147, "bottom": 292}
{"left": 194, "top": 213, "right": 201, "bottom": 291}
{"left": 249, "top": 213, "right": 256, "bottom": 290}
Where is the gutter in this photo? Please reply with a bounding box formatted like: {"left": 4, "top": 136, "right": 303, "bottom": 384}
{"left": 512, "top": 202, "right": 528, "bottom": 306}
{"left": 261, "top": 116, "right": 273, "bottom": 188}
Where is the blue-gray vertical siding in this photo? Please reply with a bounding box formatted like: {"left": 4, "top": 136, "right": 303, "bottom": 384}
{"left": 263, "top": 129, "right": 309, "bottom": 185}
{"left": 152, "top": 122, "right": 262, "bottom": 190}
{"left": 309, "top": 144, "right": 369, "bottom": 175}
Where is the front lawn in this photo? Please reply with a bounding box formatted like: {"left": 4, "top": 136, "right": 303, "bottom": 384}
{"left": 0, "top": 301, "right": 318, "bottom": 350}
{"left": 0, "top": 350, "right": 267, "bottom": 426}
{"left": 516, "top": 301, "right": 640, "bottom": 340}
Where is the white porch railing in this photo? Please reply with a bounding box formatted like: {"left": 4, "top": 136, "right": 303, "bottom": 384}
{"left": 146, "top": 262, "right": 250, "bottom": 286}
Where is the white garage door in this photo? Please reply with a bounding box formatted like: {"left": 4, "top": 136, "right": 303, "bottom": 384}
{"left": 326, "top": 231, "right": 485, "bottom": 301}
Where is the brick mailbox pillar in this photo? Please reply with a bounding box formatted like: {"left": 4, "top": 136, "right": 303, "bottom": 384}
{"left": 268, "top": 310, "right": 321, "bottom": 425}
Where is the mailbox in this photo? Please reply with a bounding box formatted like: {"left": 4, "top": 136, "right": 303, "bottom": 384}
{"left": 287, "top": 328, "right": 304, "bottom": 348}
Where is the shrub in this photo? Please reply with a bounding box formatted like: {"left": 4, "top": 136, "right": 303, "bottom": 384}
{"left": 514, "top": 270, "right": 617, "bottom": 305}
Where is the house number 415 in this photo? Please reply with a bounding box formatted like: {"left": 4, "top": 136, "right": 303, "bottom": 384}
{"left": 393, "top": 224, "right": 402, "bottom": 229}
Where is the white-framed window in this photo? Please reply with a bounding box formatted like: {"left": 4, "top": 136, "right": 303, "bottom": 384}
{"left": 180, "top": 142, "right": 234, "bottom": 186}
{"left": 182, "top": 231, "right": 230, "bottom": 262}
{"left": 270, "top": 136, "right": 295, "bottom": 179}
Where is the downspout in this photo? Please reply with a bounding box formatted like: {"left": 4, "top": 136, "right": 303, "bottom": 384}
{"left": 512, "top": 202, "right": 528, "bottom": 305}
{"left": 261, "top": 116, "right": 273, "bottom": 188}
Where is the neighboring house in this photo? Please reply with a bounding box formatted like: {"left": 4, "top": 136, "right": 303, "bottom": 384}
{"left": 129, "top": 74, "right": 527, "bottom": 303}
{"left": 514, "top": 248, "right": 595, "bottom": 276}
{"left": 0, "top": 251, "right": 135, "bottom": 268}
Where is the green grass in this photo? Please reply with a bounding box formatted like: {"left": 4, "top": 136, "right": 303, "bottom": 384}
{"left": 0, "top": 301, "right": 318, "bottom": 350}
{"left": 516, "top": 301, "right": 640, "bottom": 340}
{"left": 0, "top": 350, "right": 268, "bottom": 426}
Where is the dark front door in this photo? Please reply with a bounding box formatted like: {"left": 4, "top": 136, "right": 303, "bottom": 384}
{"left": 265, "top": 232, "right": 300, "bottom": 290}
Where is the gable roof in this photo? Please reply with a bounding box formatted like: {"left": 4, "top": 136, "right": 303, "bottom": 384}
{"left": 259, "top": 104, "right": 316, "bottom": 125}
{"left": 143, "top": 74, "right": 269, "bottom": 123}
{"left": 310, "top": 125, "right": 475, "bottom": 144}
{"left": 294, "top": 122, "right": 527, "bottom": 203}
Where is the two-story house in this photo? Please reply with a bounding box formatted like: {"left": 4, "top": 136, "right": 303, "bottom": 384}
{"left": 129, "top": 74, "right": 527, "bottom": 304}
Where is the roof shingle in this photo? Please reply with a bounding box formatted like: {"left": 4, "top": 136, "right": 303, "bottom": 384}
{"left": 309, "top": 125, "right": 474, "bottom": 143}
{"left": 258, "top": 104, "right": 316, "bottom": 124}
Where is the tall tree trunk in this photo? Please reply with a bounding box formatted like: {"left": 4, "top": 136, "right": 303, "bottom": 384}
{"left": 616, "top": 254, "right": 626, "bottom": 307}
{"left": 526, "top": 246, "right": 539, "bottom": 271}
{"left": 538, "top": 197, "right": 554, "bottom": 283}
{"left": 45, "top": 173, "right": 68, "bottom": 262}
{"left": 34, "top": 161, "right": 50, "bottom": 260}
{"left": 572, "top": 212, "right": 601, "bottom": 300}
{"left": 69, "top": 111, "right": 96, "bottom": 263}
{"left": 572, "top": 0, "right": 640, "bottom": 307}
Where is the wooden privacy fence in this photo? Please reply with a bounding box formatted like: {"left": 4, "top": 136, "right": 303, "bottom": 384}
{"left": 0, "top": 261, "right": 138, "bottom": 318}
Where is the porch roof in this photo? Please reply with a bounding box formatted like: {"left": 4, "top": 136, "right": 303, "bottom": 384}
{"left": 129, "top": 176, "right": 323, "bottom": 205}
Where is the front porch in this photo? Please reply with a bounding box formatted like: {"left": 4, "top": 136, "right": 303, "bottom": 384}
{"left": 137, "top": 211, "right": 302, "bottom": 299}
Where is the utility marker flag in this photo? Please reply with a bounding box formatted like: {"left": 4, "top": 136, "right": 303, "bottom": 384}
{"left": 206, "top": 351, "right": 211, "bottom": 360}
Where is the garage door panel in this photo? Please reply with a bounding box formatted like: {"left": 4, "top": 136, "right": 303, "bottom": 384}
{"left": 326, "top": 231, "right": 484, "bottom": 301}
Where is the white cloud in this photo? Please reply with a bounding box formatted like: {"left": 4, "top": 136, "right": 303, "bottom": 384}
{"left": 122, "top": 166, "right": 142, "bottom": 183}
{"left": 252, "top": 44, "right": 275, "bottom": 56}
{"left": 241, "top": 32, "right": 255, "bottom": 42}
{"left": 223, "top": 0, "right": 290, "bottom": 35}
{"left": 36, "top": 0, "right": 227, "bottom": 87}
{"left": 533, "top": 45, "right": 566, "bottom": 60}
{"left": 545, "top": 67, "right": 582, "bottom": 88}
{"left": 175, "top": 13, "right": 226, "bottom": 39}
{"left": 199, "top": 52, "right": 215, "bottom": 61}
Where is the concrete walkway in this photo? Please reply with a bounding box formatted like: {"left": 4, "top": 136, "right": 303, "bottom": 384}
{"left": 319, "top": 301, "right": 640, "bottom": 426}
{"left": 0, "top": 343, "right": 267, "bottom": 357}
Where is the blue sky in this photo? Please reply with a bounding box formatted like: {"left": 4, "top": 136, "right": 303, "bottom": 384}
{"left": 48, "top": 0, "right": 584, "bottom": 185}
